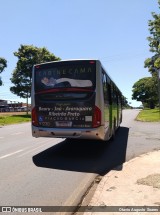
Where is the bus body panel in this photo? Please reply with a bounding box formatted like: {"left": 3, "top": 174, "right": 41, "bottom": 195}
{"left": 32, "top": 125, "right": 105, "bottom": 140}
{"left": 31, "top": 59, "right": 123, "bottom": 141}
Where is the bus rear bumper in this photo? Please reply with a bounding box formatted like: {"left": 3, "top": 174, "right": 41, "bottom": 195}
{"left": 32, "top": 126, "right": 105, "bottom": 140}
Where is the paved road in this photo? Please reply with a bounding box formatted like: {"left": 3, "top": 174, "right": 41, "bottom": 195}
{"left": 0, "top": 109, "right": 159, "bottom": 213}
{"left": 0, "top": 124, "right": 96, "bottom": 210}
{"left": 123, "top": 109, "right": 160, "bottom": 161}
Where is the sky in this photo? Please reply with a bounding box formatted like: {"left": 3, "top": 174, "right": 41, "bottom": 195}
{"left": 0, "top": 0, "right": 159, "bottom": 107}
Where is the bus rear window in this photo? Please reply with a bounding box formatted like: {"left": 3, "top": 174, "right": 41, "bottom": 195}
{"left": 37, "top": 92, "right": 94, "bottom": 101}
{"left": 34, "top": 61, "right": 96, "bottom": 92}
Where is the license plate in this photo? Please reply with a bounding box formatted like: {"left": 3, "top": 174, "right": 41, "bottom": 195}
{"left": 55, "top": 121, "right": 72, "bottom": 127}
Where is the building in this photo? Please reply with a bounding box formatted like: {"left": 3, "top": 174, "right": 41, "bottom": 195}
{"left": 0, "top": 99, "right": 31, "bottom": 112}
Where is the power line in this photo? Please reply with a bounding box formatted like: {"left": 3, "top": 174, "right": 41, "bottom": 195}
{"left": 101, "top": 53, "right": 147, "bottom": 63}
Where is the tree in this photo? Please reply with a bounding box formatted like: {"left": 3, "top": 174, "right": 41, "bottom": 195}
{"left": 144, "top": 0, "right": 160, "bottom": 108}
{"left": 0, "top": 57, "right": 7, "bottom": 86}
{"left": 132, "top": 1, "right": 160, "bottom": 108}
{"left": 122, "top": 96, "right": 130, "bottom": 108}
{"left": 144, "top": 0, "right": 160, "bottom": 73}
{"left": 132, "top": 77, "right": 158, "bottom": 108}
{"left": 10, "top": 45, "right": 60, "bottom": 111}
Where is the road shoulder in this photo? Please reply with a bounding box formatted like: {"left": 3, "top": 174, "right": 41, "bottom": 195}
{"left": 83, "top": 150, "right": 160, "bottom": 215}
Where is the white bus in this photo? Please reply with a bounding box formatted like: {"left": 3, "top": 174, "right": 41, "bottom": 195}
{"left": 31, "top": 60, "right": 123, "bottom": 141}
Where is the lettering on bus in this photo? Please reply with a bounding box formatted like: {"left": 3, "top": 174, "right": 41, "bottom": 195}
{"left": 39, "top": 106, "right": 92, "bottom": 112}
{"left": 37, "top": 104, "right": 93, "bottom": 128}
{"left": 37, "top": 67, "right": 93, "bottom": 78}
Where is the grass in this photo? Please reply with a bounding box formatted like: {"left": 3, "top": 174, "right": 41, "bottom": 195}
{"left": 0, "top": 113, "right": 31, "bottom": 126}
{"left": 136, "top": 108, "right": 160, "bottom": 122}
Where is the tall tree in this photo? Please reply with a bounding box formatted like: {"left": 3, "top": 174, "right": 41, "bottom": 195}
{"left": 132, "top": 1, "right": 160, "bottom": 108}
{"left": 144, "top": 0, "right": 160, "bottom": 73}
{"left": 10, "top": 45, "right": 60, "bottom": 110}
{"left": 132, "top": 77, "right": 158, "bottom": 108}
{"left": 0, "top": 57, "right": 7, "bottom": 86}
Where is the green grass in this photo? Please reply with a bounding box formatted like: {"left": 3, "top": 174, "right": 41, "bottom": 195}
{"left": 136, "top": 108, "right": 160, "bottom": 122}
{"left": 0, "top": 114, "right": 31, "bottom": 126}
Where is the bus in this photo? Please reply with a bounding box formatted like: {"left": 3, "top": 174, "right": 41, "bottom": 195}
{"left": 31, "top": 59, "right": 123, "bottom": 141}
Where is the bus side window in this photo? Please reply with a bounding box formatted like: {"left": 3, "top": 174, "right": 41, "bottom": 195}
{"left": 102, "top": 72, "right": 107, "bottom": 102}
{"left": 102, "top": 69, "right": 111, "bottom": 105}
{"left": 107, "top": 82, "right": 112, "bottom": 105}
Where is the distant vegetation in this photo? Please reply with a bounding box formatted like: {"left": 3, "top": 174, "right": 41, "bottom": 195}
{"left": 0, "top": 57, "right": 7, "bottom": 86}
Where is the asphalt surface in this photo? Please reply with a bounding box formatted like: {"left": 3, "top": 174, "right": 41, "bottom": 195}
{"left": 0, "top": 123, "right": 96, "bottom": 210}
{"left": 122, "top": 109, "right": 160, "bottom": 161}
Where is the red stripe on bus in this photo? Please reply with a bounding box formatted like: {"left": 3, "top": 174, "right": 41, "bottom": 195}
{"left": 35, "top": 88, "right": 93, "bottom": 94}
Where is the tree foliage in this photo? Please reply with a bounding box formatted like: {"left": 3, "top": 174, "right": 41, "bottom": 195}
{"left": 0, "top": 57, "right": 7, "bottom": 86}
{"left": 132, "top": 77, "right": 158, "bottom": 108}
{"left": 10, "top": 45, "right": 60, "bottom": 98}
{"left": 132, "top": 1, "right": 160, "bottom": 107}
{"left": 144, "top": 1, "right": 160, "bottom": 73}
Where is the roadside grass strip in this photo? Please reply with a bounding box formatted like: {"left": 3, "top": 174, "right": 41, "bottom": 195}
{"left": 0, "top": 114, "right": 31, "bottom": 126}
{"left": 136, "top": 108, "right": 160, "bottom": 122}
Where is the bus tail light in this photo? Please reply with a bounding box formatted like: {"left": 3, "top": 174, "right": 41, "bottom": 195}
{"left": 92, "top": 106, "right": 101, "bottom": 128}
{"left": 32, "top": 107, "right": 38, "bottom": 126}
